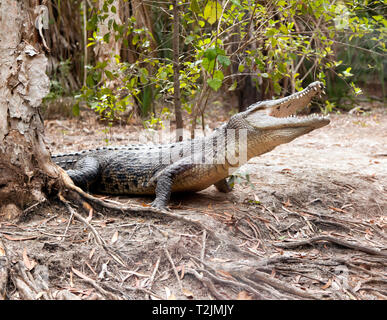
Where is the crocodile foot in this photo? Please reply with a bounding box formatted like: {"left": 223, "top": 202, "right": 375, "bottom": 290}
{"left": 150, "top": 199, "right": 170, "bottom": 212}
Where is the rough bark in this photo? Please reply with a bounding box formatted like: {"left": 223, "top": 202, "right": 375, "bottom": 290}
{"left": 0, "top": 0, "right": 60, "bottom": 219}
{"left": 172, "top": 0, "right": 183, "bottom": 141}
{"left": 93, "top": 0, "right": 123, "bottom": 89}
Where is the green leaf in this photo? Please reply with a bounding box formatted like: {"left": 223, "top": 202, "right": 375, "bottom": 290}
{"left": 202, "top": 57, "right": 215, "bottom": 72}
{"left": 72, "top": 103, "right": 80, "bottom": 117}
{"left": 238, "top": 64, "right": 245, "bottom": 72}
{"left": 215, "top": 47, "right": 225, "bottom": 55}
{"left": 86, "top": 74, "right": 94, "bottom": 87}
{"left": 204, "top": 48, "right": 217, "bottom": 60}
{"left": 139, "top": 68, "right": 149, "bottom": 84}
{"left": 342, "top": 67, "right": 353, "bottom": 77}
{"left": 217, "top": 55, "right": 231, "bottom": 67}
{"left": 190, "top": 0, "right": 201, "bottom": 14}
{"left": 207, "top": 78, "right": 222, "bottom": 91}
{"left": 213, "top": 70, "right": 224, "bottom": 81}
{"left": 230, "top": 0, "right": 242, "bottom": 9}
{"left": 132, "top": 34, "right": 139, "bottom": 45}
{"left": 279, "top": 24, "right": 288, "bottom": 34}
{"left": 103, "top": 32, "right": 110, "bottom": 43}
{"left": 104, "top": 70, "right": 114, "bottom": 80}
{"left": 203, "top": 1, "right": 222, "bottom": 25}
{"left": 228, "top": 80, "right": 237, "bottom": 91}
{"left": 277, "top": 0, "right": 286, "bottom": 6}
{"left": 95, "top": 60, "right": 108, "bottom": 69}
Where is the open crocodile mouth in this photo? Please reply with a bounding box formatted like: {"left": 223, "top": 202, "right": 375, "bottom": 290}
{"left": 269, "top": 81, "right": 325, "bottom": 118}
{"left": 245, "top": 81, "right": 326, "bottom": 119}
{"left": 278, "top": 113, "right": 330, "bottom": 128}
{"left": 278, "top": 81, "right": 325, "bottom": 104}
{"left": 245, "top": 113, "right": 330, "bottom": 134}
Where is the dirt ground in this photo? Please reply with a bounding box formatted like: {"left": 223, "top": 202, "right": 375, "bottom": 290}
{"left": 1, "top": 104, "right": 386, "bottom": 300}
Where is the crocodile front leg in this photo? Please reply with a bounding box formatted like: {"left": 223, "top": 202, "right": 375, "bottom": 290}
{"left": 150, "top": 161, "right": 195, "bottom": 210}
{"left": 214, "top": 178, "right": 233, "bottom": 193}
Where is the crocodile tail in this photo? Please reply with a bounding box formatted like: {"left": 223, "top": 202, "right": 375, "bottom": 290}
{"left": 51, "top": 152, "right": 83, "bottom": 169}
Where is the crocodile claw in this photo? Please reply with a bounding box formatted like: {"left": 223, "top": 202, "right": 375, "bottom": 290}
{"left": 150, "top": 199, "right": 170, "bottom": 212}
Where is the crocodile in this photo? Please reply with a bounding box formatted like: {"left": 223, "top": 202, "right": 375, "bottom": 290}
{"left": 53, "top": 81, "right": 329, "bottom": 210}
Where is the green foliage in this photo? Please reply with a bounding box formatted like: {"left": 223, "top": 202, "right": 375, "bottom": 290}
{"left": 143, "top": 108, "right": 172, "bottom": 130}
{"left": 75, "top": 0, "right": 386, "bottom": 126}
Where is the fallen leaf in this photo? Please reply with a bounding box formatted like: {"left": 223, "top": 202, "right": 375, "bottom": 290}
{"left": 71, "top": 267, "right": 94, "bottom": 282}
{"left": 353, "top": 281, "right": 362, "bottom": 292}
{"left": 86, "top": 208, "right": 93, "bottom": 222}
{"left": 280, "top": 168, "right": 293, "bottom": 175}
{"left": 168, "top": 293, "right": 176, "bottom": 300}
{"left": 237, "top": 291, "right": 252, "bottom": 300}
{"left": 182, "top": 288, "right": 194, "bottom": 298}
{"left": 328, "top": 206, "right": 348, "bottom": 214}
{"left": 165, "top": 287, "right": 176, "bottom": 300}
{"left": 3, "top": 234, "right": 37, "bottom": 241}
{"left": 322, "top": 278, "right": 332, "bottom": 290}
{"left": 210, "top": 258, "right": 231, "bottom": 263}
{"left": 179, "top": 265, "right": 185, "bottom": 279}
{"left": 69, "top": 271, "right": 74, "bottom": 287}
{"left": 85, "top": 262, "right": 97, "bottom": 276}
{"left": 35, "top": 292, "right": 45, "bottom": 299}
{"left": 216, "top": 270, "right": 234, "bottom": 279}
{"left": 158, "top": 229, "right": 169, "bottom": 237}
{"left": 22, "top": 248, "right": 36, "bottom": 271}
{"left": 111, "top": 231, "right": 119, "bottom": 244}
{"left": 283, "top": 199, "right": 292, "bottom": 207}
{"left": 89, "top": 248, "right": 96, "bottom": 260}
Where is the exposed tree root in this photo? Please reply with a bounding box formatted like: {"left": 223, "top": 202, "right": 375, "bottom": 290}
{"left": 274, "top": 235, "right": 387, "bottom": 256}
{"left": 0, "top": 237, "right": 8, "bottom": 300}
{"left": 187, "top": 254, "right": 320, "bottom": 300}
{"left": 59, "top": 170, "right": 321, "bottom": 300}
{"left": 185, "top": 268, "right": 229, "bottom": 300}
{"left": 59, "top": 169, "right": 257, "bottom": 260}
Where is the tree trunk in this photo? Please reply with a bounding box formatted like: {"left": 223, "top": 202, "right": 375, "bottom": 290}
{"left": 172, "top": 0, "right": 183, "bottom": 141}
{"left": 94, "top": 0, "right": 123, "bottom": 89}
{"left": 0, "top": 0, "right": 60, "bottom": 220}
